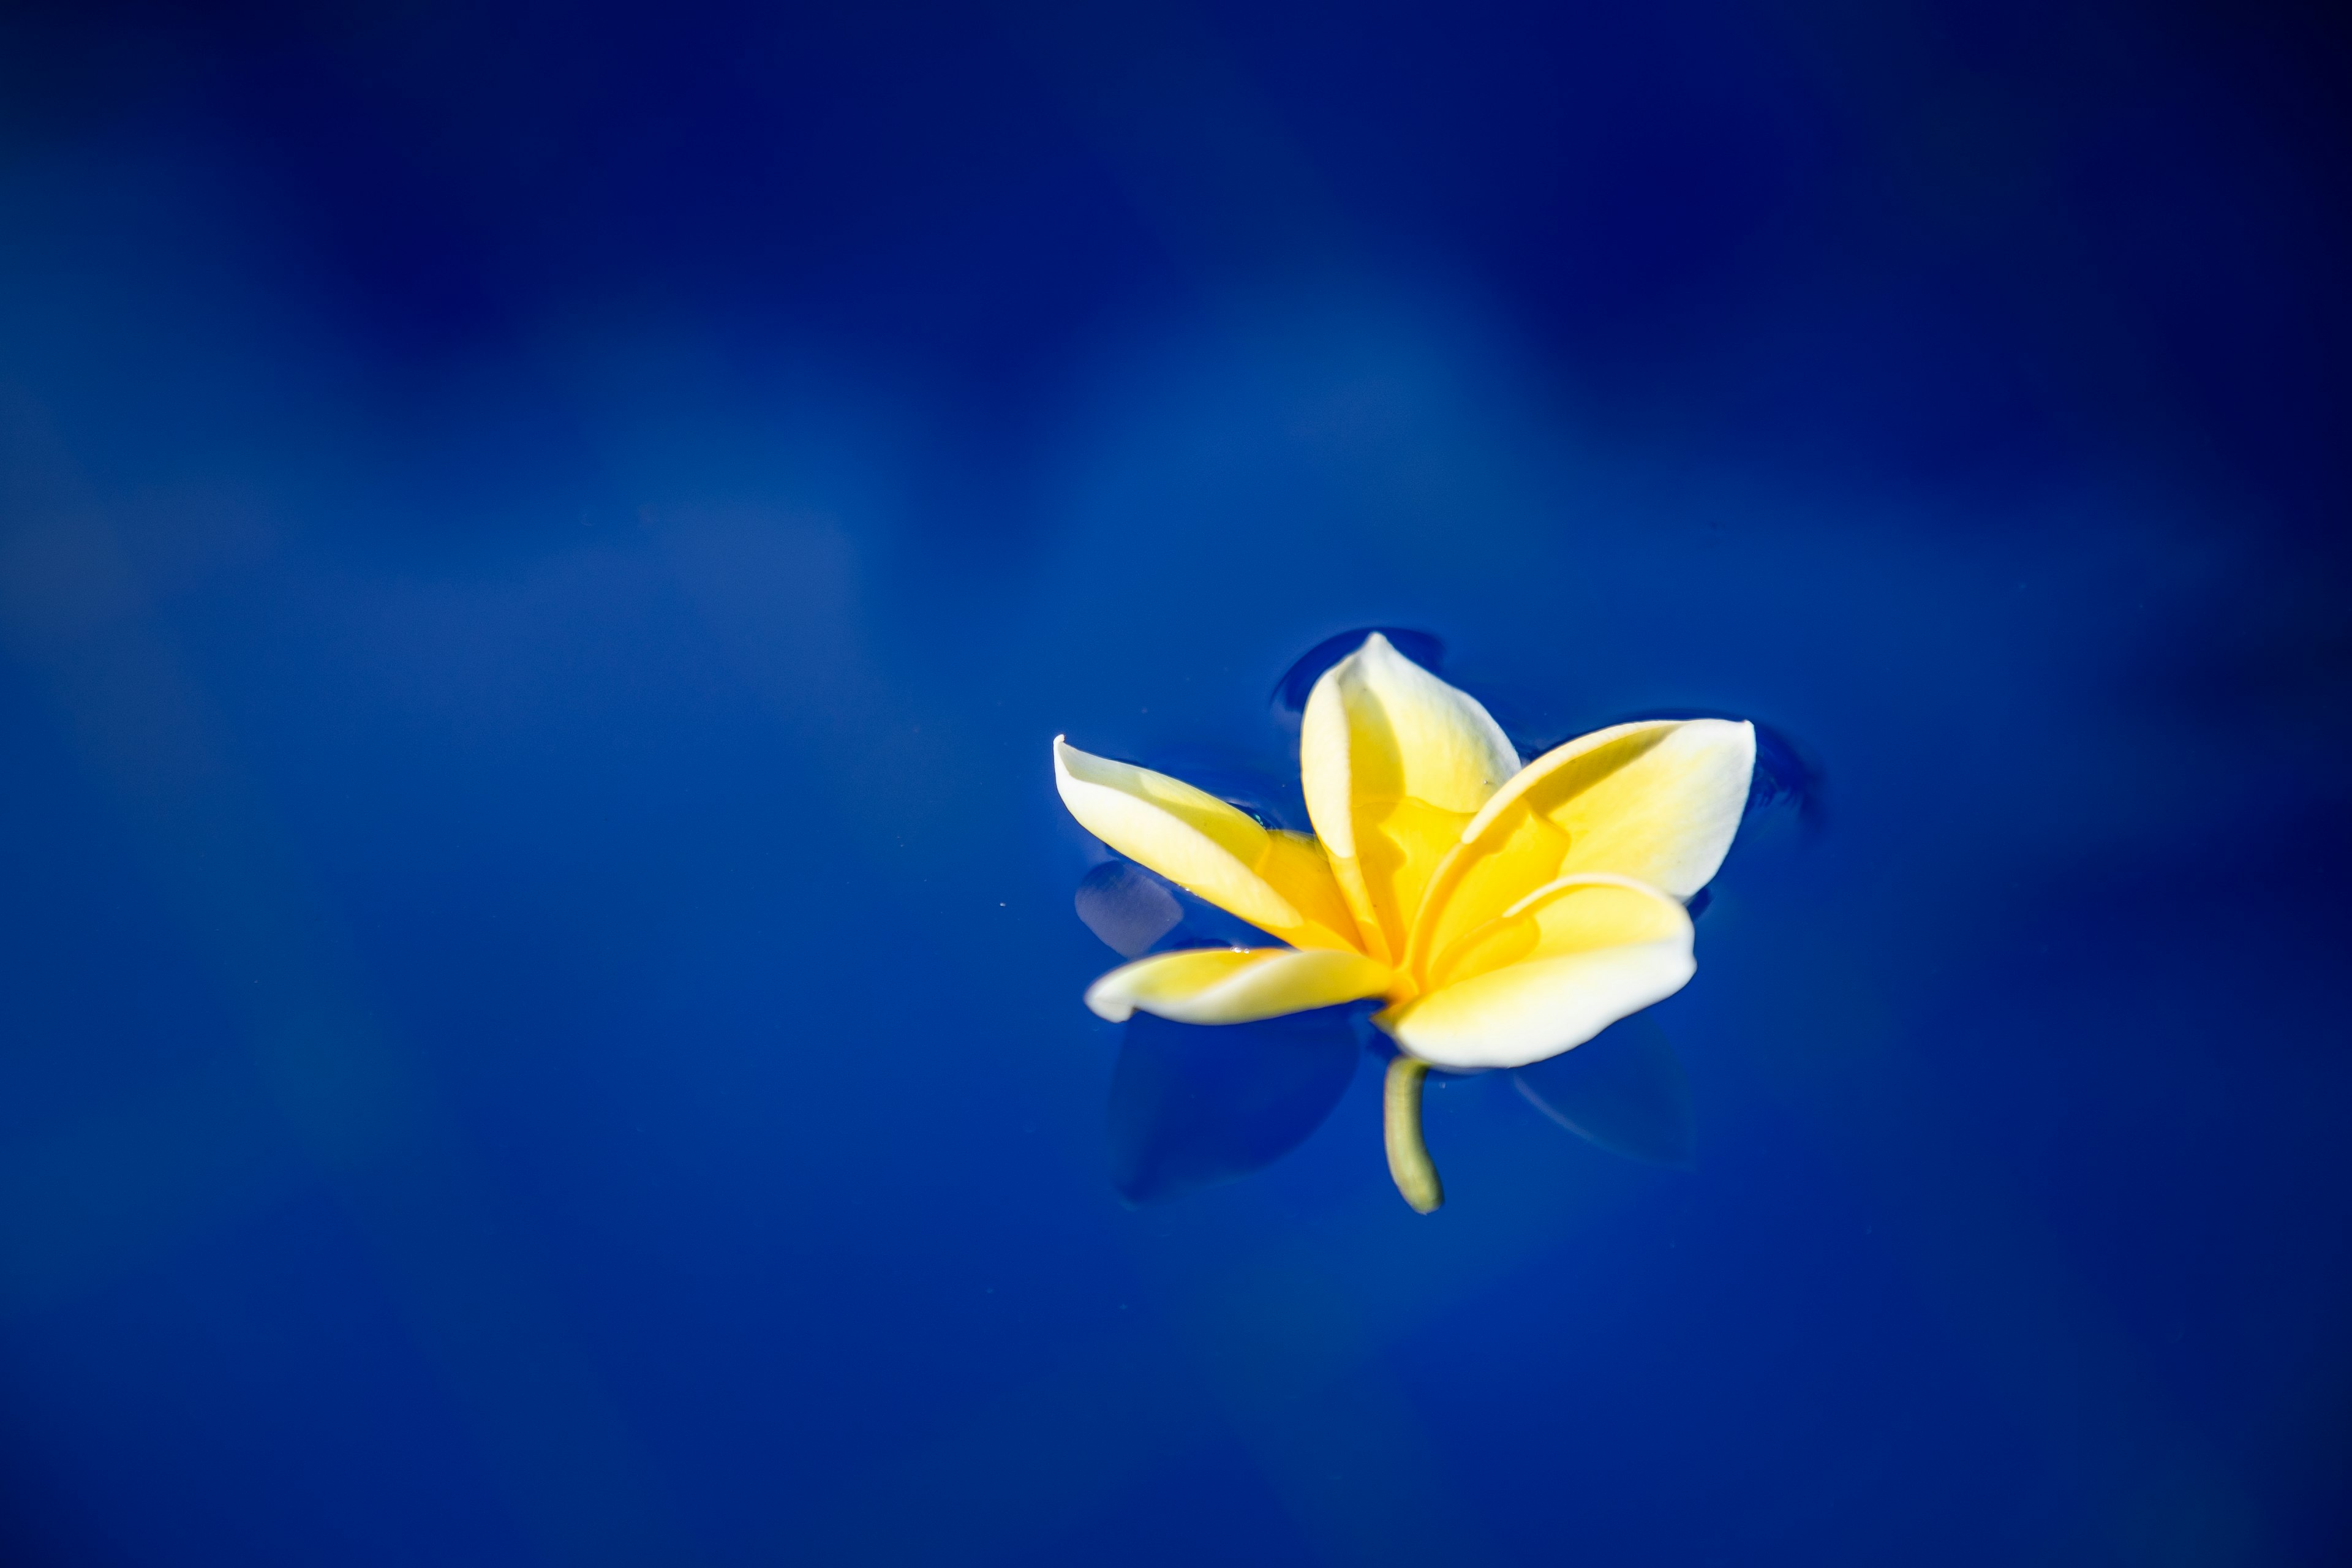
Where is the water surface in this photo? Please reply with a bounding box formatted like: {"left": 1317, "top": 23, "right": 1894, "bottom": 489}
{"left": 2, "top": 2, "right": 2348, "bottom": 1564}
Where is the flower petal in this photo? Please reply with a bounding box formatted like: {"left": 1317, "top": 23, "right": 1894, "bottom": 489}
{"left": 1299, "top": 633, "right": 1519, "bottom": 963}
{"left": 1085, "top": 947, "right": 1395, "bottom": 1025}
{"left": 1379, "top": 872, "right": 1695, "bottom": 1069}
{"left": 1054, "top": 738, "right": 1360, "bottom": 952}
{"left": 1407, "top": 718, "right": 1752, "bottom": 979}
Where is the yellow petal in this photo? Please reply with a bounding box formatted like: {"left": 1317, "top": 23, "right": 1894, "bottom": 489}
{"left": 1407, "top": 718, "right": 1752, "bottom": 979}
{"left": 1085, "top": 947, "right": 1395, "bottom": 1025}
{"left": 1379, "top": 873, "right": 1695, "bottom": 1069}
{"left": 1253, "top": 826, "right": 1365, "bottom": 950}
{"left": 1299, "top": 633, "right": 1519, "bottom": 963}
{"left": 1054, "top": 738, "right": 1361, "bottom": 952}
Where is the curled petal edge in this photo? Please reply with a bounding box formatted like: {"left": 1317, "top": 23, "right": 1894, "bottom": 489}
{"left": 1085, "top": 946, "right": 1394, "bottom": 1026}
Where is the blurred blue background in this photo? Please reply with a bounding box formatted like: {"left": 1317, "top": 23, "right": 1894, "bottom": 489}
{"left": 4, "top": 1, "right": 2350, "bottom": 1564}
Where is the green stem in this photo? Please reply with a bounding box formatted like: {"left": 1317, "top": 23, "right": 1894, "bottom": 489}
{"left": 1382, "top": 1057, "right": 1444, "bottom": 1214}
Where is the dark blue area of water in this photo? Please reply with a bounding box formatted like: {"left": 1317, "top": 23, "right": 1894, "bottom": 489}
{"left": 3, "top": 1, "right": 2350, "bottom": 1565}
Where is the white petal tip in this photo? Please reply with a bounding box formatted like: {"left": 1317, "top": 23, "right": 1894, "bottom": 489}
{"left": 1084, "top": 988, "right": 1136, "bottom": 1023}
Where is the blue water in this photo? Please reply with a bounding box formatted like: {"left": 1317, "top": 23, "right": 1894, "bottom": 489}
{"left": 3, "top": 3, "right": 2349, "bottom": 1564}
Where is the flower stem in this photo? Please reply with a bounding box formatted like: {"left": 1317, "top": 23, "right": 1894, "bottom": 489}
{"left": 1382, "top": 1057, "right": 1444, "bottom": 1214}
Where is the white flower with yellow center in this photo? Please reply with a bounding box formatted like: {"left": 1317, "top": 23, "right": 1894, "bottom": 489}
{"left": 1055, "top": 633, "right": 1754, "bottom": 1213}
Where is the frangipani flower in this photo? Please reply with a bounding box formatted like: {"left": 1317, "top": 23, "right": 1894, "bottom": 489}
{"left": 1054, "top": 633, "right": 1754, "bottom": 1213}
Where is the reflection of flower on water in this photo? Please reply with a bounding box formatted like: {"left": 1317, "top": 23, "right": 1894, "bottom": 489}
{"left": 1058, "top": 631, "right": 1816, "bottom": 1212}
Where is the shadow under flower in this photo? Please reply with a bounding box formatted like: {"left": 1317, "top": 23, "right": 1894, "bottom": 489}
{"left": 1510, "top": 1012, "right": 1694, "bottom": 1167}
{"left": 1106, "top": 1005, "right": 1368, "bottom": 1206}
{"left": 1080, "top": 853, "right": 1706, "bottom": 1202}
